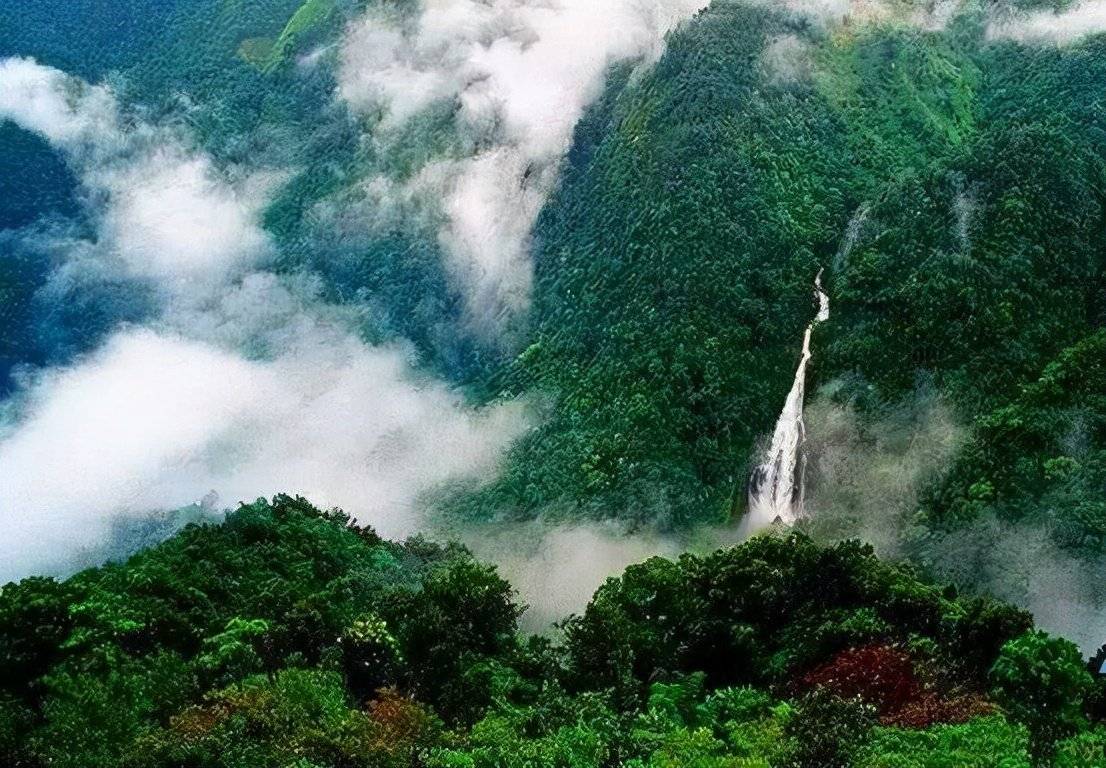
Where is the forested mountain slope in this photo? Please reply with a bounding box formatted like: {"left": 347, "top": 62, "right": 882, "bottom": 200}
{"left": 4, "top": 2, "right": 1106, "bottom": 762}
{"left": 462, "top": 1, "right": 1106, "bottom": 544}
{"left": 5, "top": 496, "right": 1106, "bottom": 767}
{"left": 4, "top": 0, "right": 1104, "bottom": 550}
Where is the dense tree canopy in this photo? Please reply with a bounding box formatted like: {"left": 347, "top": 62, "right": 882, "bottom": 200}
{"left": 3, "top": 497, "right": 1103, "bottom": 766}
{"left": 5, "top": 1, "right": 1106, "bottom": 764}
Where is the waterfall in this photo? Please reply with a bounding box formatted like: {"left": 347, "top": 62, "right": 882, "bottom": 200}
{"left": 833, "top": 203, "right": 870, "bottom": 273}
{"left": 745, "top": 270, "right": 829, "bottom": 530}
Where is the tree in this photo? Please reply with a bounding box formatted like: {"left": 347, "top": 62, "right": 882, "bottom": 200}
{"left": 990, "top": 631, "right": 1094, "bottom": 758}
{"left": 340, "top": 614, "right": 401, "bottom": 703}
{"left": 783, "top": 689, "right": 877, "bottom": 768}
{"left": 382, "top": 558, "right": 522, "bottom": 723}
{"left": 853, "top": 715, "right": 1031, "bottom": 768}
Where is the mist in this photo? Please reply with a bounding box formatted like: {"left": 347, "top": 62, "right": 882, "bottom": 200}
{"left": 0, "top": 0, "right": 707, "bottom": 586}
{"left": 337, "top": 0, "right": 707, "bottom": 339}
{"left": 799, "top": 381, "right": 1106, "bottom": 653}
{"left": 988, "top": 0, "right": 1106, "bottom": 43}
{"left": 0, "top": 58, "right": 530, "bottom": 583}
{"left": 458, "top": 520, "right": 683, "bottom": 629}
{"left": 801, "top": 380, "right": 966, "bottom": 557}
{"left": 0, "top": 58, "right": 273, "bottom": 286}
{"left": 920, "top": 515, "right": 1106, "bottom": 654}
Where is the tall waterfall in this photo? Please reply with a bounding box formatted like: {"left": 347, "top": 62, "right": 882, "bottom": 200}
{"left": 745, "top": 270, "right": 829, "bottom": 530}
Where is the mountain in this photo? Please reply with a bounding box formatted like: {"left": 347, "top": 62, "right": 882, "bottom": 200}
{"left": 4, "top": 496, "right": 1105, "bottom": 767}
{"left": 4, "top": 0, "right": 1106, "bottom": 763}
{"left": 464, "top": 0, "right": 1106, "bottom": 541}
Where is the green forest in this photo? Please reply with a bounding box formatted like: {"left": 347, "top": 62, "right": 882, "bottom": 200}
{"left": 3, "top": 0, "right": 1105, "bottom": 549}
{"left": 466, "top": 0, "right": 1106, "bottom": 541}
{"left": 5, "top": 496, "right": 1106, "bottom": 767}
{"left": 4, "top": 0, "right": 1106, "bottom": 764}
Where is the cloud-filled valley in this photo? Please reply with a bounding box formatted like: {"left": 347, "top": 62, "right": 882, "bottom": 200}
{"left": 0, "top": 0, "right": 711, "bottom": 587}
{"left": 3, "top": 0, "right": 1106, "bottom": 645}
{"left": 0, "top": 54, "right": 533, "bottom": 582}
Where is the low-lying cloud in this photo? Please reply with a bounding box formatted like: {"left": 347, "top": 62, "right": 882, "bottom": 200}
{"left": 0, "top": 57, "right": 272, "bottom": 285}
{"left": 0, "top": 58, "right": 530, "bottom": 583}
{"left": 338, "top": 0, "right": 707, "bottom": 339}
{"left": 463, "top": 521, "right": 684, "bottom": 629}
{"left": 801, "top": 381, "right": 966, "bottom": 556}
{"left": 987, "top": 0, "right": 1106, "bottom": 43}
{"left": 456, "top": 512, "right": 753, "bottom": 629}
{"left": 918, "top": 514, "right": 1106, "bottom": 653}
{"left": 800, "top": 381, "right": 1106, "bottom": 652}
{"left": 0, "top": 323, "right": 528, "bottom": 584}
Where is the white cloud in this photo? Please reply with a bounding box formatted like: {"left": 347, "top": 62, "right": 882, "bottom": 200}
{"left": 338, "top": 0, "right": 707, "bottom": 337}
{"left": 0, "top": 58, "right": 534, "bottom": 582}
{"left": 0, "top": 325, "right": 529, "bottom": 583}
{"left": 0, "top": 57, "right": 272, "bottom": 284}
{"left": 988, "top": 0, "right": 1106, "bottom": 43}
{"left": 0, "top": 57, "right": 119, "bottom": 147}
{"left": 96, "top": 149, "right": 273, "bottom": 282}
{"left": 760, "top": 33, "right": 813, "bottom": 84}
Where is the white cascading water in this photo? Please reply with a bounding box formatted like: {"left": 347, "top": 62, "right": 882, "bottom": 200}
{"left": 745, "top": 269, "right": 829, "bottom": 530}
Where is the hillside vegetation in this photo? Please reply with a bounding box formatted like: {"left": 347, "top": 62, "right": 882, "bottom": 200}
{"left": 5, "top": 496, "right": 1106, "bottom": 767}
{"left": 461, "top": 1, "right": 1106, "bottom": 547}
{"left": 6, "top": 0, "right": 1106, "bottom": 558}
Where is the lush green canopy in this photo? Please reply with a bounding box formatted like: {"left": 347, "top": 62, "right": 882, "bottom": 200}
{"left": 3, "top": 497, "right": 1102, "bottom": 767}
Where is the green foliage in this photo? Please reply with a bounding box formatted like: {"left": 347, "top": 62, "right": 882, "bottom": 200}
{"left": 341, "top": 613, "right": 403, "bottom": 701}
{"left": 785, "top": 689, "right": 877, "bottom": 768}
{"left": 381, "top": 557, "right": 523, "bottom": 723}
{"left": 565, "top": 533, "right": 1029, "bottom": 699}
{"left": 9, "top": 0, "right": 1106, "bottom": 578}
{"left": 426, "top": 675, "right": 792, "bottom": 768}
{"left": 1053, "top": 726, "right": 1106, "bottom": 768}
{"left": 924, "top": 330, "right": 1106, "bottom": 551}
{"left": 813, "top": 27, "right": 979, "bottom": 191}
{"left": 427, "top": 707, "right": 612, "bottom": 768}
{"left": 6, "top": 6, "right": 1106, "bottom": 766}
{"left": 0, "top": 575, "right": 74, "bottom": 698}
{"left": 0, "top": 496, "right": 509, "bottom": 766}
{"left": 452, "top": 0, "right": 1106, "bottom": 557}
{"left": 196, "top": 618, "right": 271, "bottom": 687}
{"left": 990, "top": 631, "right": 1095, "bottom": 756}
{"left": 853, "top": 715, "right": 1032, "bottom": 767}
{"left": 457, "top": 1, "right": 855, "bottom": 526}
{"left": 239, "top": 0, "right": 339, "bottom": 71}
{"left": 2, "top": 503, "right": 1102, "bottom": 767}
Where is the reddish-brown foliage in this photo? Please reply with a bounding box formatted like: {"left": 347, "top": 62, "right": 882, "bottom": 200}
{"left": 882, "top": 692, "right": 996, "bottom": 729}
{"left": 168, "top": 688, "right": 270, "bottom": 738}
{"left": 800, "top": 644, "right": 996, "bottom": 729}
{"left": 366, "top": 687, "right": 440, "bottom": 748}
{"left": 801, "top": 645, "right": 919, "bottom": 714}
{"left": 330, "top": 688, "right": 443, "bottom": 766}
